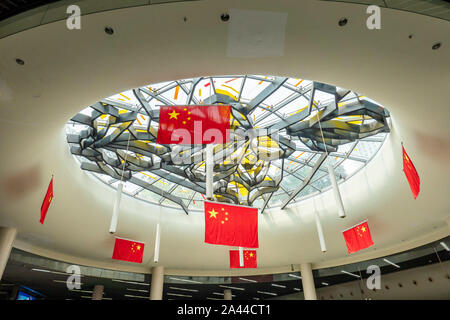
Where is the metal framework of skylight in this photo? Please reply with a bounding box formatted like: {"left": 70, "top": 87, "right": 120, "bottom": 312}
{"left": 66, "top": 75, "right": 390, "bottom": 213}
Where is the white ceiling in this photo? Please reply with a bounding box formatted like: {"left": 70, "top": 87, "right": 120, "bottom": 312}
{"left": 0, "top": 0, "right": 449, "bottom": 276}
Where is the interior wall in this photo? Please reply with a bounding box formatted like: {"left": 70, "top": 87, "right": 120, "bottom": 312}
{"left": 272, "top": 260, "right": 450, "bottom": 300}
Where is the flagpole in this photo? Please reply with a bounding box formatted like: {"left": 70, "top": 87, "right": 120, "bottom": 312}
{"left": 316, "top": 106, "right": 346, "bottom": 218}
{"left": 109, "top": 132, "right": 131, "bottom": 234}
{"left": 154, "top": 223, "right": 161, "bottom": 263}
{"left": 205, "top": 144, "right": 214, "bottom": 200}
{"left": 154, "top": 207, "right": 162, "bottom": 263}
{"left": 313, "top": 198, "right": 326, "bottom": 252}
{"left": 239, "top": 246, "right": 244, "bottom": 267}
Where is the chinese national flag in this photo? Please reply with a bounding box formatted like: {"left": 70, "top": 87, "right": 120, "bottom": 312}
{"left": 229, "top": 250, "right": 257, "bottom": 268}
{"left": 156, "top": 105, "right": 231, "bottom": 144}
{"left": 40, "top": 177, "right": 53, "bottom": 224}
{"left": 343, "top": 221, "right": 374, "bottom": 254}
{"left": 112, "top": 238, "right": 145, "bottom": 263}
{"left": 402, "top": 146, "right": 420, "bottom": 199}
{"left": 204, "top": 201, "right": 258, "bottom": 248}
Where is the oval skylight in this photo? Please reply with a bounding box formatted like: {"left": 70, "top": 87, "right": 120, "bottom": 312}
{"left": 65, "top": 75, "right": 390, "bottom": 213}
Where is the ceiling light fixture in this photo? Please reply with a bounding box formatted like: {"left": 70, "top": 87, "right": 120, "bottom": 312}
{"left": 341, "top": 270, "right": 361, "bottom": 278}
{"left": 54, "top": 280, "right": 84, "bottom": 285}
{"left": 218, "top": 285, "right": 245, "bottom": 291}
{"left": 104, "top": 26, "right": 114, "bottom": 35}
{"left": 238, "top": 277, "right": 257, "bottom": 283}
{"left": 206, "top": 297, "right": 221, "bottom": 300}
{"left": 271, "top": 284, "right": 286, "bottom": 288}
{"left": 124, "top": 294, "right": 148, "bottom": 299}
{"left": 432, "top": 42, "right": 441, "bottom": 50}
{"left": 168, "top": 277, "right": 202, "bottom": 284}
{"left": 112, "top": 279, "right": 149, "bottom": 286}
{"left": 321, "top": 282, "right": 329, "bottom": 286}
{"left": 126, "top": 288, "right": 149, "bottom": 293}
{"left": 32, "top": 268, "right": 69, "bottom": 276}
{"left": 220, "top": 13, "right": 230, "bottom": 22}
{"left": 383, "top": 258, "right": 400, "bottom": 268}
{"left": 440, "top": 242, "right": 449, "bottom": 251}
{"left": 15, "top": 58, "right": 25, "bottom": 65}
{"left": 293, "top": 288, "right": 301, "bottom": 291}
{"left": 338, "top": 18, "right": 348, "bottom": 26}
{"left": 257, "top": 291, "right": 277, "bottom": 296}
{"left": 288, "top": 274, "right": 302, "bottom": 279}
{"left": 168, "top": 287, "right": 199, "bottom": 292}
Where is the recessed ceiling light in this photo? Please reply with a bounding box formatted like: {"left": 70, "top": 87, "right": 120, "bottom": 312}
{"left": 124, "top": 294, "right": 148, "bottom": 299}
{"left": 341, "top": 270, "right": 361, "bottom": 278}
{"left": 321, "top": 282, "right": 329, "bottom": 286}
{"left": 168, "top": 287, "right": 199, "bottom": 292}
{"left": 238, "top": 277, "right": 257, "bottom": 283}
{"left": 104, "top": 27, "right": 114, "bottom": 35}
{"left": 271, "top": 284, "right": 286, "bottom": 288}
{"left": 257, "top": 290, "right": 277, "bottom": 296}
{"left": 15, "top": 58, "right": 25, "bottom": 65}
{"left": 288, "top": 274, "right": 302, "bottom": 279}
{"left": 338, "top": 18, "right": 348, "bottom": 27}
{"left": 220, "top": 13, "right": 230, "bottom": 22}
{"left": 440, "top": 242, "right": 449, "bottom": 251}
{"left": 218, "top": 285, "right": 245, "bottom": 291}
{"left": 126, "top": 288, "right": 148, "bottom": 293}
{"left": 168, "top": 277, "right": 202, "bottom": 284}
{"left": 432, "top": 42, "right": 441, "bottom": 50}
{"left": 383, "top": 258, "right": 400, "bottom": 268}
{"left": 112, "top": 279, "right": 149, "bottom": 286}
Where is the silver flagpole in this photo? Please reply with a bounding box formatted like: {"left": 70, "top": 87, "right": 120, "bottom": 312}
{"left": 205, "top": 144, "right": 214, "bottom": 200}
{"left": 328, "top": 162, "right": 346, "bottom": 218}
{"left": 315, "top": 107, "right": 346, "bottom": 218}
{"left": 239, "top": 246, "right": 244, "bottom": 267}
{"left": 313, "top": 197, "right": 327, "bottom": 252}
{"left": 109, "top": 132, "right": 131, "bottom": 234}
{"left": 109, "top": 182, "right": 123, "bottom": 234}
{"left": 154, "top": 223, "right": 161, "bottom": 263}
{"left": 314, "top": 211, "right": 327, "bottom": 252}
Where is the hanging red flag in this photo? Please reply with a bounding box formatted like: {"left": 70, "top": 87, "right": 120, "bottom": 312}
{"left": 204, "top": 201, "right": 258, "bottom": 248}
{"left": 156, "top": 105, "right": 231, "bottom": 144}
{"left": 402, "top": 146, "right": 420, "bottom": 199}
{"left": 229, "top": 250, "right": 257, "bottom": 268}
{"left": 342, "top": 221, "right": 374, "bottom": 254}
{"left": 40, "top": 177, "right": 53, "bottom": 224}
{"left": 112, "top": 238, "right": 145, "bottom": 263}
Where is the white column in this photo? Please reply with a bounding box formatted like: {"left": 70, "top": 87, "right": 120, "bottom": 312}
{"left": 224, "top": 289, "right": 232, "bottom": 300}
{"left": 300, "top": 263, "right": 317, "bottom": 300}
{"left": 0, "top": 227, "right": 17, "bottom": 280}
{"left": 92, "top": 284, "right": 104, "bottom": 300}
{"left": 149, "top": 266, "right": 164, "bottom": 300}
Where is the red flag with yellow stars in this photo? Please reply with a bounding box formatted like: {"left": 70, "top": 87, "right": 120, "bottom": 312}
{"left": 342, "top": 221, "right": 374, "bottom": 254}
{"left": 156, "top": 105, "right": 231, "bottom": 144}
{"left": 229, "top": 250, "right": 257, "bottom": 268}
{"left": 402, "top": 146, "right": 420, "bottom": 199}
{"left": 204, "top": 201, "right": 258, "bottom": 248}
{"left": 112, "top": 237, "right": 145, "bottom": 263}
{"left": 40, "top": 177, "right": 54, "bottom": 224}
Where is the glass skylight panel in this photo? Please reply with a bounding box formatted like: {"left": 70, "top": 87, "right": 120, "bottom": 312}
{"left": 66, "top": 75, "right": 389, "bottom": 211}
